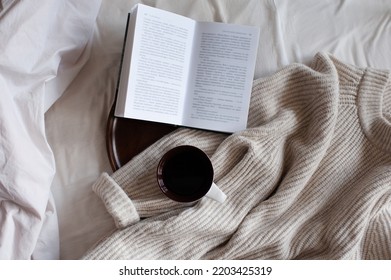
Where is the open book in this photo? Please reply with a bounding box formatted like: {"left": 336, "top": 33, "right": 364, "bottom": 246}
{"left": 115, "top": 4, "right": 259, "bottom": 133}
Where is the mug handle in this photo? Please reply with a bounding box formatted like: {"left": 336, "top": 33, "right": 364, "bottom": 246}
{"left": 205, "top": 183, "right": 226, "bottom": 203}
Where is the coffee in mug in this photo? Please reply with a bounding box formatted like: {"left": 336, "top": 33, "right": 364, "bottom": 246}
{"left": 157, "top": 145, "right": 226, "bottom": 203}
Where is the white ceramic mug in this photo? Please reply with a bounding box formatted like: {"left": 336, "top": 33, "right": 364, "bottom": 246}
{"left": 157, "top": 145, "right": 226, "bottom": 203}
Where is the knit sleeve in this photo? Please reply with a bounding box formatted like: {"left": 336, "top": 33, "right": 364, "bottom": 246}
{"left": 92, "top": 128, "right": 227, "bottom": 229}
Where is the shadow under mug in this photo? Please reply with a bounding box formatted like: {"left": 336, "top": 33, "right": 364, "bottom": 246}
{"left": 157, "top": 145, "right": 226, "bottom": 203}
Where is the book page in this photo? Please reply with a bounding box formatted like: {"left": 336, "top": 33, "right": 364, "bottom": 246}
{"left": 184, "top": 22, "right": 259, "bottom": 133}
{"left": 122, "top": 4, "right": 195, "bottom": 124}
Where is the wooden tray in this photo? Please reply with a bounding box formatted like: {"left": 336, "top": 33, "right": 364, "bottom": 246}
{"left": 106, "top": 103, "right": 177, "bottom": 171}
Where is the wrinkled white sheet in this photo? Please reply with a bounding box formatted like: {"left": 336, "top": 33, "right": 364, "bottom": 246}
{"left": 2, "top": 0, "right": 391, "bottom": 259}
{"left": 0, "top": 0, "right": 101, "bottom": 259}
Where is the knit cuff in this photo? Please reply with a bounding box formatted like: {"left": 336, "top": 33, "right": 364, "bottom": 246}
{"left": 92, "top": 173, "right": 140, "bottom": 229}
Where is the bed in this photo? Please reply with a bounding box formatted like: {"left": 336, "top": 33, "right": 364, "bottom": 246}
{"left": 1, "top": 0, "right": 390, "bottom": 259}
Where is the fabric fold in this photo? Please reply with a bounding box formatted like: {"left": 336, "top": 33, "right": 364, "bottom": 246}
{"left": 92, "top": 173, "right": 140, "bottom": 228}
{"left": 0, "top": 0, "right": 102, "bottom": 259}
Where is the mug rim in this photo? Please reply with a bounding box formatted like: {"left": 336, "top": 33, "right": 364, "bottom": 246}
{"left": 157, "top": 145, "right": 214, "bottom": 202}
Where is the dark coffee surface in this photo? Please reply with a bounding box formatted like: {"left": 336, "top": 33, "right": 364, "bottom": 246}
{"left": 162, "top": 151, "right": 211, "bottom": 196}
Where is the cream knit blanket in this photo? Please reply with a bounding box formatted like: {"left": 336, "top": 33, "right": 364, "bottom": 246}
{"left": 83, "top": 53, "right": 391, "bottom": 259}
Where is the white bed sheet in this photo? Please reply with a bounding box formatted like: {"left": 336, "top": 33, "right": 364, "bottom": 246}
{"left": 0, "top": 0, "right": 101, "bottom": 259}
{"left": 3, "top": 0, "right": 388, "bottom": 259}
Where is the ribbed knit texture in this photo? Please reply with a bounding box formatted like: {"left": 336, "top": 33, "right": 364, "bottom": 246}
{"left": 83, "top": 53, "right": 391, "bottom": 259}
